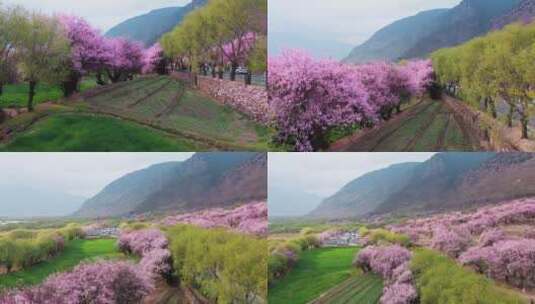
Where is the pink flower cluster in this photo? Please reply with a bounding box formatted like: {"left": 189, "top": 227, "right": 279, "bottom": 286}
{"left": 161, "top": 201, "right": 268, "bottom": 236}
{"left": 268, "top": 49, "right": 434, "bottom": 151}
{"left": 142, "top": 43, "right": 164, "bottom": 74}
{"left": 59, "top": 14, "right": 163, "bottom": 82}
{"left": 0, "top": 261, "right": 152, "bottom": 304}
{"left": 389, "top": 197, "right": 535, "bottom": 289}
{"left": 390, "top": 198, "right": 535, "bottom": 246}
{"left": 118, "top": 229, "right": 172, "bottom": 280}
{"left": 197, "top": 76, "right": 272, "bottom": 124}
{"left": 355, "top": 245, "right": 417, "bottom": 304}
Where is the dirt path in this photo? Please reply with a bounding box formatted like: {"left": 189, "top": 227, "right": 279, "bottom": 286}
{"left": 330, "top": 99, "right": 482, "bottom": 152}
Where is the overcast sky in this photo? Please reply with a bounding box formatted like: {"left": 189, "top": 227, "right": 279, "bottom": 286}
{"left": 269, "top": 153, "right": 435, "bottom": 198}
{"left": 0, "top": 153, "right": 193, "bottom": 198}
{"left": 3, "top": 0, "right": 191, "bottom": 31}
{"left": 269, "top": 0, "right": 460, "bottom": 59}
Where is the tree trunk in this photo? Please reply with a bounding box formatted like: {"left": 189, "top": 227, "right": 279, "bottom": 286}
{"left": 521, "top": 112, "right": 529, "bottom": 139}
{"left": 28, "top": 80, "right": 36, "bottom": 112}
{"left": 488, "top": 97, "right": 497, "bottom": 119}
{"left": 96, "top": 72, "right": 106, "bottom": 86}
{"left": 212, "top": 65, "right": 216, "bottom": 78}
{"left": 230, "top": 62, "right": 238, "bottom": 81}
{"left": 62, "top": 72, "right": 81, "bottom": 97}
{"left": 0, "top": 83, "right": 3, "bottom": 96}
{"left": 507, "top": 103, "right": 514, "bottom": 128}
{"left": 396, "top": 104, "right": 402, "bottom": 114}
{"left": 245, "top": 72, "right": 252, "bottom": 85}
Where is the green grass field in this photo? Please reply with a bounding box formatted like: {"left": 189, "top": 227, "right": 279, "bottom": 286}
{"left": 0, "top": 113, "right": 206, "bottom": 152}
{"left": 0, "top": 78, "right": 98, "bottom": 108}
{"left": 268, "top": 247, "right": 359, "bottom": 304}
{"left": 311, "top": 273, "right": 383, "bottom": 304}
{"left": 0, "top": 239, "right": 121, "bottom": 289}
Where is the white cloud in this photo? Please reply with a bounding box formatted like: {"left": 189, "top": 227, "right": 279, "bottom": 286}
{"left": 0, "top": 153, "right": 194, "bottom": 197}
{"left": 3, "top": 0, "right": 191, "bottom": 31}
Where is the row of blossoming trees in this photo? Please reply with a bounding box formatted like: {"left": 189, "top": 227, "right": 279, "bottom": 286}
{"left": 160, "top": 0, "right": 267, "bottom": 82}
{"left": 368, "top": 197, "right": 535, "bottom": 303}
{"left": 1, "top": 202, "right": 267, "bottom": 303}
{"left": 0, "top": 3, "right": 164, "bottom": 111}
{"left": 432, "top": 22, "right": 535, "bottom": 139}
{"left": 268, "top": 50, "right": 435, "bottom": 151}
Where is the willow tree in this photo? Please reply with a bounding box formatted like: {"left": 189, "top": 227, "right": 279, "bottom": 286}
{"left": 0, "top": 4, "right": 26, "bottom": 96}
{"left": 16, "top": 12, "right": 70, "bottom": 111}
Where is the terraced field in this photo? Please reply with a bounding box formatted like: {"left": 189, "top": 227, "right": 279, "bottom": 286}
{"left": 311, "top": 274, "right": 383, "bottom": 304}
{"left": 1, "top": 75, "right": 271, "bottom": 151}
{"left": 85, "top": 76, "right": 271, "bottom": 150}
{"left": 332, "top": 99, "right": 479, "bottom": 152}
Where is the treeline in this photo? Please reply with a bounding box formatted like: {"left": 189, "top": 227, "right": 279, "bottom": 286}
{"left": 166, "top": 224, "right": 267, "bottom": 304}
{"left": 432, "top": 22, "right": 535, "bottom": 139}
{"left": 160, "top": 0, "right": 267, "bottom": 81}
{"left": 268, "top": 229, "right": 321, "bottom": 283}
{"left": 0, "top": 4, "right": 164, "bottom": 111}
{"left": 0, "top": 224, "right": 84, "bottom": 273}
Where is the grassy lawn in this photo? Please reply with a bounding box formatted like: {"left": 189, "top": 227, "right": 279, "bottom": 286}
{"left": 311, "top": 273, "right": 383, "bottom": 304}
{"left": 0, "top": 78, "right": 98, "bottom": 108}
{"left": 269, "top": 247, "right": 359, "bottom": 304}
{"left": 0, "top": 238, "right": 121, "bottom": 289}
{"left": 0, "top": 113, "right": 207, "bottom": 152}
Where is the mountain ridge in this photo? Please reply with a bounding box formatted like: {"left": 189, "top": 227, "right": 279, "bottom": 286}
{"left": 75, "top": 152, "right": 266, "bottom": 218}
{"left": 344, "top": 0, "right": 522, "bottom": 63}
{"left": 309, "top": 153, "right": 535, "bottom": 219}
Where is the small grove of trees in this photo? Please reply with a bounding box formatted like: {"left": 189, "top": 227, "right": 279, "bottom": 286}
{"left": 0, "top": 3, "right": 164, "bottom": 112}
{"left": 0, "top": 224, "right": 84, "bottom": 273}
{"left": 432, "top": 22, "right": 535, "bottom": 139}
{"left": 160, "top": 0, "right": 267, "bottom": 82}
{"left": 167, "top": 224, "right": 267, "bottom": 304}
{"left": 269, "top": 50, "right": 434, "bottom": 151}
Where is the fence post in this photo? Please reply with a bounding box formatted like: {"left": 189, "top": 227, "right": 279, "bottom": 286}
{"left": 245, "top": 72, "right": 252, "bottom": 86}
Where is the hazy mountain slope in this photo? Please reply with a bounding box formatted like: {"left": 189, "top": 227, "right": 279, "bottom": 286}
{"left": 374, "top": 153, "right": 494, "bottom": 214}
{"left": 105, "top": 0, "right": 207, "bottom": 46}
{"left": 75, "top": 162, "right": 183, "bottom": 218}
{"left": 135, "top": 153, "right": 267, "bottom": 213}
{"left": 76, "top": 153, "right": 266, "bottom": 218}
{"left": 268, "top": 184, "right": 323, "bottom": 217}
{"left": 344, "top": 9, "right": 448, "bottom": 63}
{"left": 403, "top": 0, "right": 521, "bottom": 59}
{"left": 345, "top": 0, "right": 521, "bottom": 63}
{"left": 1, "top": 185, "right": 85, "bottom": 218}
{"left": 492, "top": 0, "right": 535, "bottom": 29}
{"left": 309, "top": 163, "right": 420, "bottom": 219}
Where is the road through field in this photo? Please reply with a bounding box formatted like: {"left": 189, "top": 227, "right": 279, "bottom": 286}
{"left": 331, "top": 99, "right": 481, "bottom": 152}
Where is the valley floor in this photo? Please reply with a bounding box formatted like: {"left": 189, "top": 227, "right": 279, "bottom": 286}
{"left": 268, "top": 247, "right": 382, "bottom": 304}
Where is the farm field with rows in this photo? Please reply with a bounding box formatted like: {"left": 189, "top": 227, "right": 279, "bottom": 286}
{"left": 269, "top": 246, "right": 365, "bottom": 304}
{"left": 0, "top": 76, "right": 272, "bottom": 151}
{"left": 332, "top": 99, "right": 478, "bottom": 152}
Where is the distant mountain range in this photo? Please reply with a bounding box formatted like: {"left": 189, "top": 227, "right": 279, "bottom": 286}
{"left": 105, "top": 0, "right": 207, "bottom": 46}
{"left": 310, "top": 153, "right": 535, "bottom": 219}
{"left": 75, "top": 152, "right": 267, "bottom": 218}
{"left": 344, "top": 0, "right": 524, "bottom": 63}
{"left": 0, "top": 184, "right": 86, "bottom": 218}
